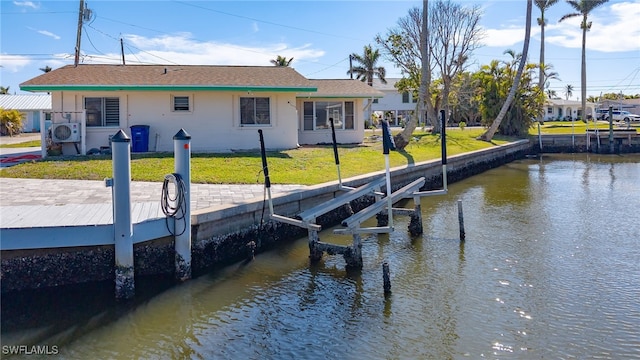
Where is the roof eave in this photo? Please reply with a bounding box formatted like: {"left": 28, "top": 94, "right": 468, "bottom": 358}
{"left": 20, "top": 85, "right": 318, "bottom": 92}
{"left": 297, "top": 94, "right": 384, "bottom": 99}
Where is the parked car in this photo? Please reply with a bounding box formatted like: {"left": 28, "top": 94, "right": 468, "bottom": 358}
{"left": 595, "top": 109, "right": 611, "bottom": 120}
{"left": 604, "top": 110, "right": 640, "bottom": 122}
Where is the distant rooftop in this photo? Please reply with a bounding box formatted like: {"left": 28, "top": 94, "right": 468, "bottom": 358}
{"left": 0, "top": 94, "right": 51, "bottom": 110}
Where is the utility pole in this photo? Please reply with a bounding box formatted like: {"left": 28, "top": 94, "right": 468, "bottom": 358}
{"left": 120, "top": 38, "right": 126, "bottom": 65}
{"left": 74, "top": 0, "right": 85, "bottom": 66}
{"left": 349, "top": 55, "right": 353, "bottom": 79}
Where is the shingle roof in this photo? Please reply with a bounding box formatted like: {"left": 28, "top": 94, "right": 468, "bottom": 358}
{"left": 371, "top": 78, "right": 402, "bottom": 91}
{"left": 0, "top": 94, "right": 51, "bottom": 110}
{"left": 302, "top": 79, "right": 384, "bottom": 98}
{"left": 20, "top": 64, "right": 317, "bottom": 92}
{"left": 546, "top": 98, "right": 596, "bottom": 106}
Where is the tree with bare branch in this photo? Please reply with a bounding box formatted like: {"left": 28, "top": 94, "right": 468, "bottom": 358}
{"left": 376, "top": 0, "right": 482, "bottom": 150}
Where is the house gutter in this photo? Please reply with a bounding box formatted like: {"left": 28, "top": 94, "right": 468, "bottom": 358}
{"left": 296, "top": 95, "right": 383, "bottom": 99}
{"left": 20, "top": 85, "right": 318, "bottom": 93}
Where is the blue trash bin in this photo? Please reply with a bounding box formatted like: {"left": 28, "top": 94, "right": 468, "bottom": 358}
{"left": 130, "top": 125, "right": 150, "bottom": 152}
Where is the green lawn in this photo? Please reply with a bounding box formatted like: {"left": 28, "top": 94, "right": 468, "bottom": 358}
{"left": 0, "top": 128, "right": 512, "bottom": 185}
{"left": 0, "top": 140, "right": 41, "bottom": 148}
{"left": 3, "top": 122, "right": 636, "bottom": 185}
{"left": 528, "top": 120, "right": 639, "bottom": 135}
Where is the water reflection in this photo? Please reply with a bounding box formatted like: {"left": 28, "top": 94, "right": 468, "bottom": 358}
{"left": 2, "top": 154, "right": 639, "bottom": 359}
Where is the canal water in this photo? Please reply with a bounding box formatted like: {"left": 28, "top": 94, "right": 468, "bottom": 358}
{"left": 2, "top": 154, "right": 639, "bottom": 359}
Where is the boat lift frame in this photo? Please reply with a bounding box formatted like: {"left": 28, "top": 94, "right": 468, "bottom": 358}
{"left": 258, "top": 110, "right": 450, "bottom": 268}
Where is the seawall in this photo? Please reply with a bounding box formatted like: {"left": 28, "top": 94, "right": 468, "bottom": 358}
{"left": 2, "top": 134, "right": 634, "bottom": 293}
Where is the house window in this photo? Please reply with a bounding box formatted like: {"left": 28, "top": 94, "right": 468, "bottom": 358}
{"left": 240, "top": 97, "right": 271, "bottom": 125}
{"left": 547, "top": 107, "right": 553, "bottom": 114}
{"left": 303, "top": 101, "right": 354, "bottom": 131}
{"left": 85, "top": 97, "right": 120, "bottom": 127}
{"left": 344, "top": 102, "right": 354, "bottom": 129}
{"left": 372, "top": 98, "right": 379, "bottom": 104}
{"left": 172, "top": 95, "right": 191, "bottom": 112}
{"left": 402, "top": 92, "right": 409, "bottom": 103}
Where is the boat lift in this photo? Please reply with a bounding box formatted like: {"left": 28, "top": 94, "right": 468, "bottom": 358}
{"left": 258, "top": 111, "right": 450, "bottom": 268}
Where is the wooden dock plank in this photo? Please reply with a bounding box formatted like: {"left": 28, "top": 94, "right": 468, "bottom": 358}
{"left": 0, "top": 201, "right": 168, "bottom": 230}
{"left": 131, "top": 203, "right": 144, "bottom": 224}
{"left": 83, "top": 203, "right": 109, "bottom": 225}
{"left": 95, "top": 204, "right": 114, "bottom": 224}
{"left": 0, "top": 205, "right": 33, "bottom": 227}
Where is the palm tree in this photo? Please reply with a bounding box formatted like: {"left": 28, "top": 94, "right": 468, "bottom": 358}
{"left": 270, "top": 55, "right": 293, "bottom": 67}
{"left": 559, "top": 0, "right": 609, "bottom": 125}
{"left": 39, "top": 65, "right": 53, "bottom": 73}
{"left": 564, "top": 84, "right": 574, "bottom": 100}
{"left": 541, "top": 63, "right": 561, "bottom": 87}
{"left": 547, "top": 89, "right": 558, "bottom": 98}
{"left": 347, "top": 45, "right": 387, "bottom": 86}
{"left": 479, "top": 0, "right": 533, "bottom": 142}
{"left": 535, "top": 0, "right": 559, "bottom": 121}
{"left": 0, "top": 86, "right": 9, "bottom": 95}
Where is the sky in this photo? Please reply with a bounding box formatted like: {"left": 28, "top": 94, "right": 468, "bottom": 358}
{"left": 1, "top": 0, "right": 639, "bottom": 100}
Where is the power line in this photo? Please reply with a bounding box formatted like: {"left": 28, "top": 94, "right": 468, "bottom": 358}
{"left": 84, "top": 15, "right": 343, "bottom": 70}
{"left": 304, "top": 57, "right": 350, "bottom": 78}
{"left": 170, "top": 0, "right": 367, "bottom": 43}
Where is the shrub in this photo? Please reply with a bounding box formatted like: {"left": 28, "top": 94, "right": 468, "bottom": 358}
{"left": 0, "top": 108, "right": 24, "bottom": 136}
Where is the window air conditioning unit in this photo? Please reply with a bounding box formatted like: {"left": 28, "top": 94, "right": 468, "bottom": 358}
{"left": 52, "top": 123, "right": 81, "bottom": 142}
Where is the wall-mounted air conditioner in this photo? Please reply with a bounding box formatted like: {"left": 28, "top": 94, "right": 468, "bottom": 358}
{"left": 51, "top": 123, "right": 81, "bottom": 142}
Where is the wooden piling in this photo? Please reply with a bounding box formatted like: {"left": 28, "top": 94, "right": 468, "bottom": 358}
{"left": 383, "top": 262, "right": 391, "bottom": 294}
{"left": 457, "top": 199, "right": 465, "bottom": 242}
{"left": 247, "top": 241, "right": 256, "bottom": 260}
{"left": 408, "top": 197, "right": 423, "bottom": 236}
{"left": 111, "top": 130, "right": 134, "bottom": 299}
{"left": 308, "top": 230, "right": 323, "bottom": 262}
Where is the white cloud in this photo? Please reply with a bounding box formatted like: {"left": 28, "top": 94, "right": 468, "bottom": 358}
{"left": 37, "top": 30, "right": 61, "bottom": 40}
{"left": 27, "top": 27, "right": 61, "bottom": 40}
{"left": 13, "top": 1, "right": 39, "bottom": 9}
{"left": 481, "top": 26, "right": 539, "bottom": 47}
{"left": 112, "top": 33, "right": 325, "bottom": 66}
{"left": 0, "top": 54, "right": 32, "bottom": 72}
{"left": 252, "top": 22, "right": 259, "bottom": 33}
{"left": 480, "top": 1, "right": 640, "bottom": 52}
{"left": 547, "top": 1, "right": 640, "bottom": 52}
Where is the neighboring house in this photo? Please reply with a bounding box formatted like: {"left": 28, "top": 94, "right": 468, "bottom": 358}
{"left": 0, "top": 94, "right": 52, "bottom": 133}
{"left": 370, "top": 78, "right": 417, "bottom": 126}
{"left": 20, "top": 64, "right": 382, "bottom": 156}
{"left": 543, "top": 98, "right": 596, "bottom": 121}
{"left": 300, "top": 79, "right": 383, "bottom": 145}
{"left": 598, "top": 98, "right": 640, "bottom": 115}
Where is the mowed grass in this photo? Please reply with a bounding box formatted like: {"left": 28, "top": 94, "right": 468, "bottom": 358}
{"left": 0, "top": 140, "right": 41, "bottom": 148}
{"left": 529, "top": 120, "right": 639, "bottom": 135}
{"left": 3, "top": 122, "right": 637, "bottom": 185}
{"left": 0, "top": 128, "right": 512, "bottom": 185}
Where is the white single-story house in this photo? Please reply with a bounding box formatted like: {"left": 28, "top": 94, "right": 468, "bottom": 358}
{"left": 543, "top": 98, "right": 596, "bottom": 121}
{"left": 19, "top": 64, "right": 382, "bottom": 156}
{"left": 0, "top": 94, "right": 52, "bottom": 133}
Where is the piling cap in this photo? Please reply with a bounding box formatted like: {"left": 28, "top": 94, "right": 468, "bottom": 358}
{"left": 111, "top": 129, "right": 131, "bottom": 142}
{"left": 173, "top": 128, "right": 191, "bottom": 140}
